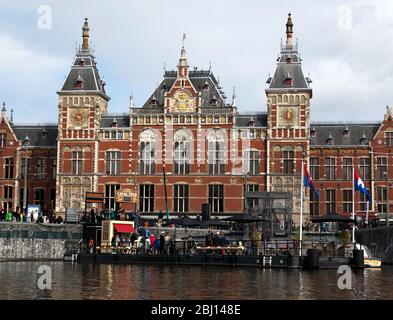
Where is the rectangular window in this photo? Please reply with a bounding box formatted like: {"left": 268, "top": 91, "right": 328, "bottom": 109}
{"left": 51, "top": 158, "right": 57, "bottom": 179}
{"left": 37, "top": 158, "right": 46, "bottom": 180}
{"left": 174, "top": 184, "right": 189, "bottom": 213}
{"left": 376, "top": 157, "right": 387, "bottom": 179}
{"left": 385, "top": 132, "right": 393, "bottom": 147}
{"left": 19, "top": 188, "right": 29, "bottom": 210}
{"left": 34, "top": 188, "right": 45, "bottom": 209}
{"left": 282, "top": 150, "right": 294, "bottom": 174}
{"left": 342, "top": 190, "right": 353, "bottom": 213}
{"left": 209, "top": 184, "right": 224, "bottom": 213}
{"left": 377, "top": 186, "right": 387, "bottom": 214}
{"left": 310, "top": 191, "right": 319, "bottom": 216}
{"left": 140, "top": 142, "right": 155, "bottom": 175}
{"left": 72, "top": 151, "right": 83, "bottom": 175}
{"left": 342, "top": 158, "right": 352, "bottom": 180}
{"left": 106, "top": 151, "right": 121, "bottom": 175}
{"left": 174, "top": 141, "right": 190, "bottom": 175}
{"left": 4, "top": 158, "right": 14, "bottom": 179}
{"left": 359, "top": 192, "right": 370, "bottom": 212}
{"left": 245, "top": 151, "right": 259, "bottom": 175}
{"left": 105, "top": 184, "right": 120, "bottom": 211}
{"left": 325, "top": 158, "right": 336, "bottom": 180}
{"left": 208, "top": 141, "right": 225, "bottom": 175}
{"left": 359, "top": 158, "right": 370, "bottom": 180}
{"left": 310, "top": 158, "right": 319, "bottom": 179}
{"left": 245, "top": 184, "right": 259, "bottom": 209}
{"left": 326, "top": 189, "right": 336, "bottom": 213}
{"left": 4, "top": 186, "right": 13, "bottom": 213}
{"left": 0, "top": 133, "right": 6, "bottom": 148}
{"left": 139, "top": 184, "right": 154, "bottom": 212}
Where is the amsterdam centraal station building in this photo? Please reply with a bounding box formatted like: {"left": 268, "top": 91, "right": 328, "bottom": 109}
{"left": 0, "top": 14, "right": 393, "bottom": 227}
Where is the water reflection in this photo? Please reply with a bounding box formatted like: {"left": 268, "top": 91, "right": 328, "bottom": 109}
{"left": 0, "top": 262, "right": 392, "bottom": 300}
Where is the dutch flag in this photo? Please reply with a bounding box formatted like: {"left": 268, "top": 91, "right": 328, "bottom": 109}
{"left": 354, "top": 170, "right": 371, "bottom": 202}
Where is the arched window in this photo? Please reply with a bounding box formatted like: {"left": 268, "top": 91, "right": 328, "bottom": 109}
{"left": 140, "top": 130, "right": 156, "bottom": 175}
{"left": 174, "top": 129, "right": 191, "bottom": 175}
{"left": 207, "top": 129, "right": 226, "bottom": 175}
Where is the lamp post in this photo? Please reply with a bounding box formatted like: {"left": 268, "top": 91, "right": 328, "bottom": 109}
{"left": 22, "top": 135, "right": 31, "bottom": 216}
{"left": 244, "top": 171, "right": 250, "bottom": 214}
{"left": 384, "top": 171, "right": 389, "bottom": 227}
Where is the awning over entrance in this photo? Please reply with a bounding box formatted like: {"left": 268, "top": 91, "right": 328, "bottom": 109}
{"left": 113, "top": 223, "right": 135, "bottom": 234}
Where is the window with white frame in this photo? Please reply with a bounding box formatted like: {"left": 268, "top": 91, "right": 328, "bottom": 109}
{"left": 359, "top": 158, "right": 370, "bottom": 180}
{"left": 245, "top": 150, "right": 259, "bottom": 175}
{"left": 326, "top": 189, "right": 336, "bottom": 213}
{"left": 342, "top": 158, "right": 352, "bottom": 181}
{"left": 310, "top": 157, "right": 319, "bottom": 179}
{"left": 139, "top": 184, "right": 154, "bottom": 212}
{"left": 209, "top": 184, "right": 224, "bottom": 213}
{"left": 174, "top": 184, "right": 189, "bottom": 213}
{"left": 342, "top": 189, "right": 353, "bottom": 213}
{"left": 72, "top": 150, "right": 83, "bottom": 175}
{"left": 106, "top": 151, "right": 121, "bottom": 175}
{"left": 37, "top": 158, "right": 46, "bottom": 180}
{"left": 4, "top": 158, "right": 14, "bottom": 179}
{"left": 325, "top": 157, "right": 336, "bottom": 180}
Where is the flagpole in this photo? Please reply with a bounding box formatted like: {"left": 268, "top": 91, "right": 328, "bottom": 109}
{"left": 163, "top": 166, "right": 169, "bottom": 220}
{"left": 366, "top": 201, "right": 369, "bottom": 228}
{"left": 352, "top": 165, "right": 355, "bottom": 244}
{"left": 299, "top": 158, "right": 304, "bottom": 257}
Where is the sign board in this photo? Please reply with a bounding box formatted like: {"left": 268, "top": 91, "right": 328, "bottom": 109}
{"left": 65, "top": 207, "right": 78, "bottom": 223}
{"left": 85, "top": 192, "right": 104, "bottom": 203}
{"left": 27, "top": 205, "right": 40, "bottom": 222}
{"left": 116, "top": 189, "right": 138, "bottom": 203}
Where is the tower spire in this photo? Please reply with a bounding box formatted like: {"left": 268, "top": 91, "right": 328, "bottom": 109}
{"left": 286, "top": 13, "right": 293, "bottom": 48}
{"left": 178, "top": 34, "right": 189, "bottom": 77}
{"left": 82, "top": 18, "right": 90, "bottom": 51}
{"left": 231, "top": 87, "right": 237, "bottom": 107}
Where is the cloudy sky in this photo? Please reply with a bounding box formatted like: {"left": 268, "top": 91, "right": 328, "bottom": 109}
{"left": 1, "top": 0, "right": 393, "bottom": 123}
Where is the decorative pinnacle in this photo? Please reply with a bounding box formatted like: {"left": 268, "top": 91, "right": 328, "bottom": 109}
{"left": 82, "top": 18, "right": 90, "bottom": 50}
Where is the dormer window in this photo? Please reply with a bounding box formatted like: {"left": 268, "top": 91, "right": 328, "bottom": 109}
{"left": 249, "top": 117, "right": 255, "bottom": 127}
{"left": 111, "top": 118, "right": 118, "bottom": 128}
{"left": 150, "top": 96, "right": 158, "bottom": 107}
{"left": 343, "top": 125, "right": 349, "bottom": 137}
{"left": 326, "top": 133, "right": 334, "bottom": 145}
{"left": 282, "top": 72, "right": 293, "bottom": 87}
{"left": 210, "top": 95, "right": 218, "bottom": 106}
{"left": 203, "top": 80, "right": 209, "bottom": 91}
{"left": 74, "top": 74, "right": 84, "bottom": 89}
{"left": 285, "top": 55, "right": 292, "bottom": 64}
{"left": 79, "top": 58, "right": 85, "bottom": 66}
{"left": 41, "top": 129, "right": 48, "bottom": 137}
{"left": 310, "top": 126, "right": 317, "bottom": 137}
{"left": 360, "top": 134, "right": 368, "bottom": 145}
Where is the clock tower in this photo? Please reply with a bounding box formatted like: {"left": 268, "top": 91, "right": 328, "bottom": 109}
{"left": 265, "top": 14, "right": 313, "bottom": 225}
{"left": 56, "top": 18, "right": 110, "bottom": 217}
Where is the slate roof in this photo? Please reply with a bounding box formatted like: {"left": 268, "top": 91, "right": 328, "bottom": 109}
{"left": 12, "top": 125, "right": 58, "bottom": 147}
{"left": 310, "top": 123, "right": 380, "bottom": 147}
{"left": 235, "top": 113, "right": 268, "bottom": 127}
{"left": 141, "top": 70, "right": 230, "bottom": 110}
{"left": 60, "top": 50, "right": 108, "bottom": 97}
{"left": 267, "top": 44, "right": 311, "bottom": 93}
{"left": 100, "top": 114, "right": 130, "bottom": 128}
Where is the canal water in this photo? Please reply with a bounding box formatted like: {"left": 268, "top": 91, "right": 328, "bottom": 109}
{"left": 0, "top": 261, "right": 391, "bottom": 300}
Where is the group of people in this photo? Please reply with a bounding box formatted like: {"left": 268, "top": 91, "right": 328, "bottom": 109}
{"left": 110, "top": 229, "right": 178, "bottom": 255}
{"left": 0, "top": 206, "right": 64, "bottom": 224}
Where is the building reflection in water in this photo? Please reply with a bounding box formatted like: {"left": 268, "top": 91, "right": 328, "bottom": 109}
{"left": 2, "top": 262, "right": 393, "bottom": 300}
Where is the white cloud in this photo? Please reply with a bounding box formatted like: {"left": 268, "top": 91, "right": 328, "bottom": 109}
{"left": 0, "top": 34, "right": 67, "bottom": 122}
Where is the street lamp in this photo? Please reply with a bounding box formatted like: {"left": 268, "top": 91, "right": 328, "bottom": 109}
{"left": 244, "top": 171, "right": 250, "bottom": 213}
{"left": 22, "top": 135, "right": 31, "bottom": 217}
{"left": 384, "top": 171, "right": 389, "bottom": 227}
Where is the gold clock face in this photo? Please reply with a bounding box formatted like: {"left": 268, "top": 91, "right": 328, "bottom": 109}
{"left": 69, "top": 108, "right": 88, "bottom": 128}
{"left": 172, "top": 91, "right": 194, "bottom": 113}
{"left": 279, "top": 107, "right": 297, "bottom": 126}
